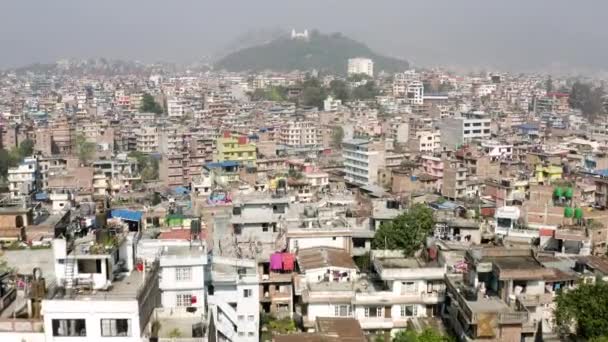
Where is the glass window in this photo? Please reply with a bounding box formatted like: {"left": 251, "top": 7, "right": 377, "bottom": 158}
{"left": 400, "top": 305, "right": 417, "bottom": 317}
{"left": 334, "top": 305, "right": 351, "bottom": 317}
{"left": 175, "top": 267, "right": 192, "bottom": 281}
{"left": 364, "top": 307, "right": 382, "bottom": 317}
{"left": 243, "top": 289, "right": 252, "bottom": 298}
{"left": 52, "top": 319, "right": 87, "bottom": 337}
{"left": 176, "top": 294, "right": 192, "bottom": 307}
{"left": 101, "top": 319, "right": 131, "bottom": 337}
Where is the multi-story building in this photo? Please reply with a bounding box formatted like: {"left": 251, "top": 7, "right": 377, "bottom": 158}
{"left": 347, "top": 58, "right": 374, "bottom": 77}
{"left": 167, "top": 98, "right": 187, "bottom": 118}
{"left": 279, "top": 120, "right": 320, "bottom": 148}
{"left": 440, "top": 112, "right": 492, "bottom": 149}
{"left": 342, "top": 139, "right": 385, "bottom": 186}
{"left": 415, "top": 131, "right": 441, "bottom": 153}
{"left": 208, "top": 256, "right": 260, "bottom": 342}
{"left": 42, "top": 233, "right": 159, "bottom": 342}
{"left": 441, "top": 159, "right": 467, "bottom": 199}
{"left": 406, "top": 80, "right": 424, "bottom": 105}
{"left": 215, "top": 135, "right": 257, "bottom": 167}
{"left": 8, "top": 157, "right": 39, "bottom": 198}
{"left": 135, "top": 126, "right": 159, "bottom": 153}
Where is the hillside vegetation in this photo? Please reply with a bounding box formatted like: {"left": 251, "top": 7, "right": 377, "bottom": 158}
{"left": 215, "top": 31, "right": 408, "bottom": 74}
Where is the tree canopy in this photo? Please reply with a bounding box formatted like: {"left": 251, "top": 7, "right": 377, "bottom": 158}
{"left": 250, "top": 86, "right": 288, "bottom": 102}
{"left": 372, "top": 204, "right": 435, "bottom": 257}
{"left": 74, "top": 134, "right": 96, "bottom": 166}
{"left": 393, "top": 328, "right": 454, "bottom": 342}
{"left": 555, "top": 281, "right": 608, "bottom": 340}
{"left": 0, "top": 139, "right": 35, "bottom": 181}
{"left": 129, "top": 151, "right": 159, "bottom": 181}
{"left": 568, "top": 81, "right": 606, "bottom": 119}
{"left": 141, "top": 93, "right": 164, "bottom": 114}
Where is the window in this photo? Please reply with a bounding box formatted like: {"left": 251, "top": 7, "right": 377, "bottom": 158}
{"left": 238, "top": 315, "right": 244, "bottom": 321}
{"left": 176, "top": 294, "right": 192, "bottom": 307}
{"left": 334, "top": 305, "right": 351, "bottom": 317}
{"left": 238, "top": 332, "right": 245, "bottom": 337}
{"left": 101, "top": 319, "right": 131, "bottom": 337}
{"left": 52, "top": 319, "right": 87, "bottom": 337}
{"left": 262, "top": 223, "right": 269, "bottom": 232}
{"left": 175, "top": 267, "right": 192, "bottom": 281}
{"left": 248, "top": 332, "right": 255, "bottom": 337}
{"left": 400, "top": 305, "right": 417, "bottom": 317}
{"left": 248, "top": 315, "right": 254, "bottom": 321}
{"left": 243, "top": 289, "right": 252, "bottom": 298}
{"left": 364, "top": 307, "right": 382, "bottom": 318}
{"left": 402, "top": 281, "right": 417, "bottom": 293}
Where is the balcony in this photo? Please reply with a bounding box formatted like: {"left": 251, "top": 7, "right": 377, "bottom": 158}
{"left": 516, "top": 293, "right": 554, "bottom": 307}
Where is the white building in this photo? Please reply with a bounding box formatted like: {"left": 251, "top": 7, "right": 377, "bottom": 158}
{"left": 342, "top": 139, "right": 385, "bottom": 186}
{"left": 8, "top": 157, "right": 39, "bottom": 198}
{"left": 167, "top": 98, "right": 186, "bottom": 118}
{"left": 348, "top": 58, "right": 374, "bottom": 77}
{"left": 42, "top": 234, "right": 159, "bottom": 342}
{"left": 323, "top": 95, "right": 342, "bottom": 112}
{"left": 279, "top": 120, "right": 320, "bottom": 148}
{"left": 406, "top": 81, "right": 424, "bottom": 105}
{"left": 135, "top": 126, "right": 159, "bottom": 153}
{"left": 481, "top": 141, "right": 513, "bottom": 160}
{"left": 208, "top": 256, "right": 259, "bottom": 342}
{"left": 440, "top": 112, "right": 492, "bottom": 149}
{"left": 415, "top": 131, "right": 441, "bottom": 153}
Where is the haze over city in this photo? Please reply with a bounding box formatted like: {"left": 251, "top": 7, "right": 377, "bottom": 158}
{"left": 2, "top": 2, "right": 608, "bottom": 342}
{"left": 2, "top": 0, "right": 608, "bottom": 72}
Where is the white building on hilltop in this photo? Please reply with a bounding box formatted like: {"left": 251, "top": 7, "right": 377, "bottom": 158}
{"left": 348, "top": 58, "right": 374, "bottom": 77}
{"left": 291, "top": 29, "right": 309, "bottom": 40}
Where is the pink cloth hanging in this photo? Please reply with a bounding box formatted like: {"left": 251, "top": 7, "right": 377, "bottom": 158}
{"left": 270, "top": 253, "right": 283, "bottom": 270}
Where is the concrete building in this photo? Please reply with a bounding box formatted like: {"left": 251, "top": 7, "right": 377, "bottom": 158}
{"left": 279, "top": 120, "right": 320, "bottom": 148}
{"left": 135, "top": 126, "right": 159, "bottom": 154}
{"left": 42, "top": 233, "right": 159, "bottom": 341}
{"left": 215, "top": 135, "right": 257, "bottom": 167}
{"left": 342, "top": 139, "right": 385, "bottom": 186}
{"left": 440, "top": 112, "right": 492, "bottom": 149}
{"left": 441, "top": 159, "right": 468, "bottom": 199}
{"left": 323, "top": 95, "right": 342, "bottom": 112}
{"left": 8, "top": 157, "right": 39, "bottom": 198}
{"left": 208, "top": 256, "right": 260, "bottom": 342}
{"left": 167, "top": 98, "right": 187, "bottom": 118}
{"left": 406, "top": 80, "right": 424, "bottom": 105}
{"left": 347, "top": 58, "right": 374, "bottom": 77}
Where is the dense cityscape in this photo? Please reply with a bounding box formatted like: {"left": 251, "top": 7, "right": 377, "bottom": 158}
{"left": 1, "top": 18, "right": 608, "bottom": 342}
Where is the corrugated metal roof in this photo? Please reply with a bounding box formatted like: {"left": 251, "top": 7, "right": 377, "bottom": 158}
{"left": 110, "top": 209, "right": 143, "bottom": 222}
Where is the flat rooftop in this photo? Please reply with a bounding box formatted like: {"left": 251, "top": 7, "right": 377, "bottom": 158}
{"left": 48, "top": 267, "right": 152, "bottom": 301}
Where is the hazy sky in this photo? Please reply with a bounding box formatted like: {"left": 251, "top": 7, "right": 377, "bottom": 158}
{"left": 2, "top": 0, "right": 608, "bottom": 71}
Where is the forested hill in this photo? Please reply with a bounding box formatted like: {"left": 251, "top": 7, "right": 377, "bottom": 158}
{"left": 214, "top": 31, "right": 408, "bottom": 74}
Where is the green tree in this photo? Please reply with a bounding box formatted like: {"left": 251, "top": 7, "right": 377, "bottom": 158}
{"left": 555, "top": 281, "right": 608, "bottom": 339}
{"left": 352, "top": 81, "right": 379, "bottom": 100}
{"left": 140, "top": 93, "right": 163, "bottom": 114}
{"left": 300, "top": 84, "right": 328, "bottom": 108}
{"left": 129, "top": 151, "right": 159, "bottom": 181}
{"left": 331, "top": 126, "right": 344, "bottom": 148}
{"left": 569, "top": 82, "right": 606, "bottom": 119}
{"left": 329, "top": 79, "right": 350, "bottom": 102}
{"left": 74, "top": 134, "right": 96, "bottom": 165}
{"left": 372, "top": 204, "right": 434, "bottom": 257}
{"left": 18, "top": 139, "right": 34, "bottom": 157}
{"left": 393, "top": 328, "right": 454, "bottom": 342}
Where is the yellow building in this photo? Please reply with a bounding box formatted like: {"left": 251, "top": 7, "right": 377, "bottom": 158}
{"left": 215, "top": 136, "right": 257, "bottom": 166}
{"left": 535, "top": 165, "right": 563, "bottom": 184}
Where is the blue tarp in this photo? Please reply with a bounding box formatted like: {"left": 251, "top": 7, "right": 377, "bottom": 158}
{"left": 34, "top": 192, "right": 48, "bottom": 201}
{"left": 172, "top": 186, "right": 190, "bottom": 195}
{"left": 110, "top": 209, "right": 143, "bottom": 222}
{"left": 205, "top": 161, "right": 240, "bottom": 169}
